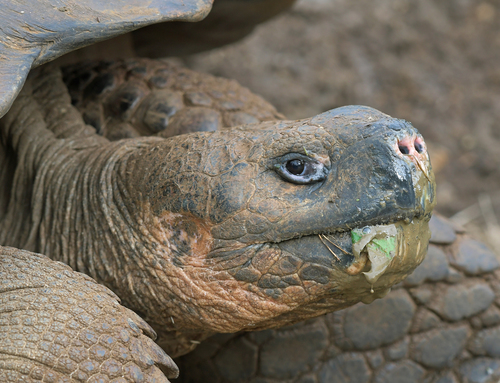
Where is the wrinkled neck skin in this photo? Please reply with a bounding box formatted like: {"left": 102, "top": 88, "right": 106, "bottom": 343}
{"left": 0, "top": 79, "right": 435, "bottom": 357}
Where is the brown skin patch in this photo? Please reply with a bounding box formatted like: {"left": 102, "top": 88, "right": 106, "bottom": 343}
{"left": 137, "top": 203, "right": 301, "bottom": 334}
{"left": 149, "top": 210, "right": 214, "bottom": 267}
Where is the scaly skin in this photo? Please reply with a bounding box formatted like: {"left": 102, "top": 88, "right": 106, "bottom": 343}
{"left": 0, "top": 247, "right": 178, "bottom": 382}
{"left": 1, "top": 59, "right": 434, "bottom": 374}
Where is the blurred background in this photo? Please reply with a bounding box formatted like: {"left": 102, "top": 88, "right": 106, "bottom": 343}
{"left": 180, "top": 0, "right": 500, "bottom": 254}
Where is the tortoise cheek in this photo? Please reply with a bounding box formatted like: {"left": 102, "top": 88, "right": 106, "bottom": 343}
{"left": 145, "top": 208, "right": 214, "bottom": 268}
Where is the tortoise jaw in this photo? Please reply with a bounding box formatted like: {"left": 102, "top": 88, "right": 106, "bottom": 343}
{"left": 350, "top": 223, "right": 400, "bottom": 284}
{"left": 277, "top": 216, "right": 431, "bottom": 289}
{"left": 351, "top": 218, "right": 431, "bottom": 287}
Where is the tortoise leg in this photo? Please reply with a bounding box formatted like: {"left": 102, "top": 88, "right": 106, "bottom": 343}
{"left": 0, "top": 246, "right": 177, "bottom": 382}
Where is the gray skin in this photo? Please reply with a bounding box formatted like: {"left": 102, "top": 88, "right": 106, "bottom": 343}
{"left": 0, "top": 59, "right": 434, "bottom": 382}
{"left": 0, "top": 3, "right": 496, "bottom": 383}
{"left": 0, "top": 1, "right": 437, "bottom": 381}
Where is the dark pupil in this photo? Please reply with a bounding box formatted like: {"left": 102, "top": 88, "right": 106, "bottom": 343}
{"left": 415, "top": 142, "right": 423, "bottom": 153}
{"left": 286, "top": 159, "right": 305, "bottom": 175}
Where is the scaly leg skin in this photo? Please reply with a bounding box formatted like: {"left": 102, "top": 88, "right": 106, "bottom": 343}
{"left": 174, "top": 215, "right": 500, "bottom": 383}
{"left": 0, "top": 246, "right": 178, "bottom": 382}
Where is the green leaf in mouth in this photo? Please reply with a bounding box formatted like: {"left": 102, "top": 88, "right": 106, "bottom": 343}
{"left": 351, "top": 230, "right": 363, "bottom": 244}
{"left": 368, "top": 237, "right": 396, "bottom": 259}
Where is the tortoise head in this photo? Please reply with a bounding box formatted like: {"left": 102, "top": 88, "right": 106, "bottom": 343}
{"left": 125, "top": 105, "right": 436, "bottom": 332}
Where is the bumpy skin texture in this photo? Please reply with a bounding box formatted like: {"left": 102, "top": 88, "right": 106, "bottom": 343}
{"left": 0, "top": 247, "right": 177, "bottom": 382}
{"left": 175, "top": 216, "right": 500, "bottom": 383}
{"left": 0, "top": 60, "right": 285, "bottom": 356}
{"left": 1, "top": 59, "right": 434, "bottom": 377}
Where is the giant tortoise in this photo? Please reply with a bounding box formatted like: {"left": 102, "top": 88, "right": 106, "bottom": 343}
{"left": 0, "top": 1, "right": 498, "bottom": 383}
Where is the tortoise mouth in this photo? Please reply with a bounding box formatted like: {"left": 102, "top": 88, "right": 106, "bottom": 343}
{"left": 277, "top": 214, "right": 431, "bottom": 284}
{"left": 210, "top": 214, "right": 431, "bottom": 297}
{"left": 263, "top": 207, "right": 425, "bottom": 248}
{"left": 276, "top": 210, "right": 420, "bottom": 256}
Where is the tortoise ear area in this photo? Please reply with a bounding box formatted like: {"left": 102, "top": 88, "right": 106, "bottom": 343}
{"left": 0, "top": 0, "right": 213, "bottom": 118}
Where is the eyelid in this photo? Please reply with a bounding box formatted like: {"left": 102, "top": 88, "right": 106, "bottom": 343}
{"left": 272, "top": 153, "right": 329, "bottom": 184}
{"left": 273, "top": 152, "right": 312, "bottom": 163}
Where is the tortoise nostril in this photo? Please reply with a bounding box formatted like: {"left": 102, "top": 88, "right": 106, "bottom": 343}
{"left": 398, "top": 145, "right": 410, "bottom": 155}
{"left": 414, "top": 138, "right": 425, "bottom": 154}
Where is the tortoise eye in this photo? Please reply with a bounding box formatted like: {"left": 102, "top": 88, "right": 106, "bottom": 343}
{"left": 286, "top": 159, "right": 305, "bottom": 175}
{"left": 274, "top": 154, "right": 329, "bottom": 184}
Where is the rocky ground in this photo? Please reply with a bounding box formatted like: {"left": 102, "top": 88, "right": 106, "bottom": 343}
{"left": 183, "top": 0, "right": 500, "bottom": 255}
